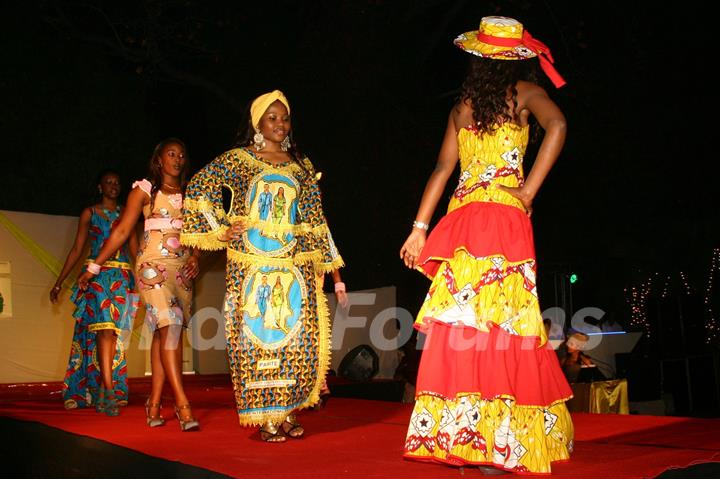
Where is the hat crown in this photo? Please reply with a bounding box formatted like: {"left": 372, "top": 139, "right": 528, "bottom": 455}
{"left": 479, "top": 16, "right": 524, "bottom": 40}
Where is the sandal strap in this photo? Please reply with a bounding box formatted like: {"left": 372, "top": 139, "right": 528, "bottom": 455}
{"left": 260, "top": 425, "right": 285, "bottom": 442}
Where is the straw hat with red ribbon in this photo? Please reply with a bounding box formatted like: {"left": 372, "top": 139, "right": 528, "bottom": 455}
{"left": 454, "top": 16, "right": 566, "bottom": 88}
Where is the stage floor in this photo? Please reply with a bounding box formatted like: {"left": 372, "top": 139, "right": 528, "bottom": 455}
{"left": 1, "top": 375, "right": 719, "bottom": 478}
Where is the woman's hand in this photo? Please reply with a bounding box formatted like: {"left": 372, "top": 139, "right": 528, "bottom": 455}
{"left": 77, "top": 271, "right": 94, "bottom": 291}
{"left": 497, "top": 185, "right": 534, "bottom": 216}
{"left": 335, "top": 290, "right": 349, "bottom": 308}
{"left": 182, "top": 255, "right": 200, "bottom": 280}
{"left": 400, "top": 229, "right": 426, "bottom": 269}
{"left": 218, "top": 220, "right": 247, "bottom": 242}
{"left": 49, "top": 285, "right": 61, "bottom": 303}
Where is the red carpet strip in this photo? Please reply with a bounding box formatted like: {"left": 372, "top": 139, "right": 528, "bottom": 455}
{"left": 1, "top": 376, "right": 719, "bottom": 478}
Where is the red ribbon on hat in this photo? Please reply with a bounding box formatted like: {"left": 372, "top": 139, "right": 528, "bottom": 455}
{"left": 476, "top": 30, "right": 566, "bottom": 88}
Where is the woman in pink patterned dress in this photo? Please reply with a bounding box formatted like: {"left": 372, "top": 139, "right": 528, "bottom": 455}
{"left": 79, "top": 138, "right": 201, "bottom": 431}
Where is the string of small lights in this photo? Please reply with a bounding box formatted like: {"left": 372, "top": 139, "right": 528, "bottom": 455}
{"left": 704, "top": 248, "right": 719, "bottom": 345}
{"left": 661, "top": 274, "right": 671, "bottom": 299}
{"left": 626, "top": 273, "right": 655, "bottom": 338}
{"left": 679, "top": 271, "right": 692, "bottom": 296}
{"left": 625, "top": 249, "right": 719, "bottom": 345}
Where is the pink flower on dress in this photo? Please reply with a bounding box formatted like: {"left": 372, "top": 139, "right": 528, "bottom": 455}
{"left": 166, "top": 236, "right": 181, "bottom": 249}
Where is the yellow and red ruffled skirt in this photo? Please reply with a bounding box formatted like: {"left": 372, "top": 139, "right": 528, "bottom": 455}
{"left": 403, "top": 201, "right": 574, "bottom": 475}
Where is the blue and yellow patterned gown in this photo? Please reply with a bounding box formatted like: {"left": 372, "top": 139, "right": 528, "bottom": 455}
{"left": 181, "top": 147, "right": 343, "bottom": 426}
{"left": 62, "top": 207, "right": 139, "bottom": 409}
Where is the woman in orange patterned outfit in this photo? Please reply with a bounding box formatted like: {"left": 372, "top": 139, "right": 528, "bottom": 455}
{"left": 400, "top": 16, "right": 573, "bottom": 475}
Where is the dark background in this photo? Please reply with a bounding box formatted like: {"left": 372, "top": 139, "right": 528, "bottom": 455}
{"left": 2, "top": 1, "right": 719, "bottom": 383}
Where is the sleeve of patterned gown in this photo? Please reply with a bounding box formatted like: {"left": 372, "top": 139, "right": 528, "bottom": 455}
{"left": 298, "top": 157, "right": 344, "bottom": 274}
{"left": 180, "top": 153, "right": 232, "bottom": 250}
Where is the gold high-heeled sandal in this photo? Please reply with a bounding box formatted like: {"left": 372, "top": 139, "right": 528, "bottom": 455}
{"left": 175, "top": 404, "right": 199, "bottom": 432}
{"left": 281, "top": 414, "right": 304, "bottom": 439}
{"left": 145, "top": 399, "right": 165, "bottom": 428}
{"left": 259, "top": 421, "right": 286, "bottom": 443}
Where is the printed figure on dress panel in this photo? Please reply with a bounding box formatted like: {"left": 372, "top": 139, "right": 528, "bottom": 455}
{"left": 246, "top": 173, "right": 298, "bottom": 249}
{"left": 243, "top": 266, "right": 303, "bottom": 345}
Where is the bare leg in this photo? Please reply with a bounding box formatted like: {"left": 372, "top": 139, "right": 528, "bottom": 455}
{"left": 147, "top": 330, "right": 166, "bottom": 419}
{"left": 157, "top": 325, "right": 193, "bottom": 421}
{"left": 96, "top": 329, "right": 117, "bottom": 392}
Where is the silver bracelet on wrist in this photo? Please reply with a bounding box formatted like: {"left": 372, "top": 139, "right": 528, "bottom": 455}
{"left": 412, "top": 220, "right": 429, "bottom": 231}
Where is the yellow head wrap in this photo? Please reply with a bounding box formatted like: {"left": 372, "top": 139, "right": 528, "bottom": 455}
{"left": 250, "top": 90, "right": 291, "bottom": 129}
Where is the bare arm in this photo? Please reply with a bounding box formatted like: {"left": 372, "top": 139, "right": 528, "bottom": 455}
{"left": 399, "top": 110, "right": 460, "bottom": 268}
{"left": 331, "top": 269, "right": 348, "bottom": 307}
{"left": 93, "top": 188, "right": 145, "bottom": 265}
{"left": 77, "top": 188, "right": 146, "bottom": 289}
{"left": 500, "top": 81, "right": 567, "bottom": 212}
{"left": 50, "top": 207, "right": 92, "bottom": 302}
{"left": 128, "top": 220, "right": 139, "bottom": 260}
{"left": 411, "top": 111, "right": 460, "bottom": 225}
{"left": 181, "top": 248, "right": 202, "bottom": 281}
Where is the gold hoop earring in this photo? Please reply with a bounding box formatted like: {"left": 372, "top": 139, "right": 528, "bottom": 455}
{"left": 253, "top": 129, "right": 266, "bottom": 151}
{"left": 280, "top": 136, "right": 291, "bottom": 152}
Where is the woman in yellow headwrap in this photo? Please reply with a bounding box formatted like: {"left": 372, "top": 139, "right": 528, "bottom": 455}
{"left": 181, "top": 90, "right": 348, "bottom": 442}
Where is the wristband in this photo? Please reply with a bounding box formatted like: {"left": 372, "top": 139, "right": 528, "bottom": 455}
{"left": 334, "top": 282, "right": 346, "bottom": 293}
{"left": 87, "top": 262, "right": 102, "bottom": 275}
{"left": 412, "top": 220, "right": 429, "bottom": 231}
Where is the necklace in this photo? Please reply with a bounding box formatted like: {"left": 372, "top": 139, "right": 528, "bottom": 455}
{"left": 163, "top": 183, "right": 181, "bottom": 190}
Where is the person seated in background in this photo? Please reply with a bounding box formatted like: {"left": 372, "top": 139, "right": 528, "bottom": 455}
{"left": 560, "top": 332, "right": 596, "bottom": 383}
{"left": 544, "top": 317, "right": 565, "bottom": 340}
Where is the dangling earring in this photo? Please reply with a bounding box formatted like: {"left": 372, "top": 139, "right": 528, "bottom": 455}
{"left": 280, "top": 136, "right": 291, "bottom": 152}
{"left": 253, "top": 128, "right": 266, "bottom": 151}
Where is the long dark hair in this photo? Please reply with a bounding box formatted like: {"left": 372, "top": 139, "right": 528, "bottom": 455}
{"left": 147, "top": 137, "right": 191, "bottom": 210}
{"left": 232, "top": 97, "right": 308, "bottom": 175}
{"left": 461, "top": 56, "right": 540, "bottom": 137}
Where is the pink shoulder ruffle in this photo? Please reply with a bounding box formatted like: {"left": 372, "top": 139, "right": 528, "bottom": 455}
{"left": 132, "top": 179, "right": 152, "bottom": 197}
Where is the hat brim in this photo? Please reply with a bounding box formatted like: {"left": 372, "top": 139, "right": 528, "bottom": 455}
{"left": 454, "top": 32, "right": 537, "bottom": 60}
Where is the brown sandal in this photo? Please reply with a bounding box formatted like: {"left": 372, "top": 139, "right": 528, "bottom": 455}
{"left": 281, "top": 414, "right": 305, "bottom": 438}
{"left": 175, "top": 404, "right": 199, "bottom": 432}
{"left": 145, "top": 399, "right": 165, "bottom": 427}
{"left": 260, "top": 421, "right": 286, "bottom": 443}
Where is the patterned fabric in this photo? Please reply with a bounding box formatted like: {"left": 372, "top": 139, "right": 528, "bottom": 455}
{"left": 406, "top": 394, "right": 573, "bottom": 473}
{"left": 450, "top": 124, "right": 529, "bottom": 212}
{"left": 181, "top": 147, "right": 343, "bottom": 426}
{"left": 133, "top": 179, "right": 193, "bottom": 330}
{"left": 62, "top": 207, "right": 139, "bottom": 409}
{"left": 403, "top": 123, "right": 574, "bottom": 473}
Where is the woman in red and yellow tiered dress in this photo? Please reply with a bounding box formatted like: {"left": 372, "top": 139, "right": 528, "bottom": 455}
{"left": 400, "top": 16, "right": 573, "bottom": 474}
